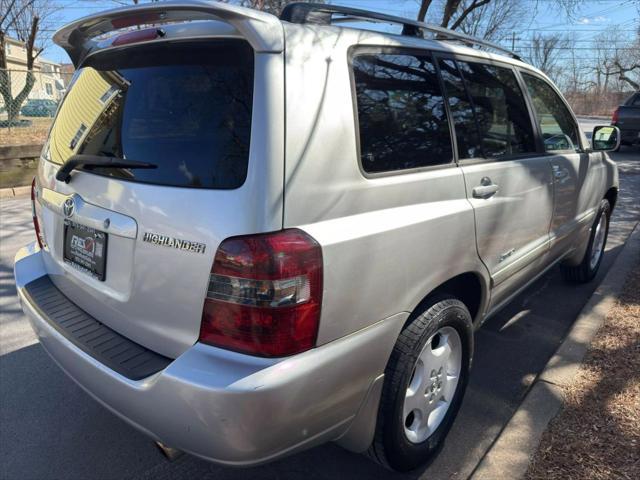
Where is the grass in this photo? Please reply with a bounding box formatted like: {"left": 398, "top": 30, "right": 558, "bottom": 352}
{"left": 526, "top": 260, "right": 640, "bottom": 480}
{"left": 0, "top": 116, "right": 51, "bottom": 147}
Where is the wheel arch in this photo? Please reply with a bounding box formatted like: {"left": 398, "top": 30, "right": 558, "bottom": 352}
{"left": 336, "top": 269, "right": 489, "bottom": 454}
{"left": 604, "top": 186, "right": 618, "bottom": 212}
{"left": 409, "top": 270, "right": 489, "bottom": 327}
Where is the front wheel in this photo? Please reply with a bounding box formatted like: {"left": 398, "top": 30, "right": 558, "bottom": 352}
{"left": 367, "top": 295, "right": 473, "bottom": 471}
{"left": 561, "top": 199, "right": 610, "bottom": 283}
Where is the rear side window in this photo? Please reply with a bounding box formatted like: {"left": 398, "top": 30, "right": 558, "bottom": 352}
{"left": 454, "top": 61, "right": 536, "bottom": 159}
{"left": 47, "top": 41, "right": 254, "bottom": 189}
{"left": 522, "top": 73, "right": 580, "bottom": 152}
{"left": 438, "top": 59, "right": 483, "bottom": 159}
{"left": 352, "top": 52, "right": 453, "bottom": 174}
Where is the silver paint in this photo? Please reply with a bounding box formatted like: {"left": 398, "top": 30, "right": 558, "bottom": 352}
{"left": 14, "top": 1, "right": 619, "bottom": 467}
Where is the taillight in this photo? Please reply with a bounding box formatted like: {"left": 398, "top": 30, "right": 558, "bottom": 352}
{"left": 31, "top": 177, "right": 44, "bottom": 249}
{"left": 612, "top": 107, "right": 619, "bottom": 124}
{"left": 200, "top": 229, "right": 323, "bottom": 357}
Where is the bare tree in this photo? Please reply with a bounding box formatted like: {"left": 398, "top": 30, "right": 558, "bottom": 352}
{"left": 416, "top": 0, "right": 588, "bottom": 32}
{"left": 453, "top": 0, "right": 525, "bottom": 42}
{"left": 418, "top": 0, "right": 491, "bottom": 28}
{"left": 610, "top": 59, "right": 640, "bottom": 91}
{"left": 221, "top": 0, "right": 322, "bottom": 16}
{"left": 606, "top": 29, "right": 640, "bottom": 91}
{"left": 529, "top": 33, "right": 571, "bottom": 82}
{"left": 591, "top": 27, "right": 640, "bottom": 92}
{"left": 0, "top": 0, "right": 53, "bottom": 124}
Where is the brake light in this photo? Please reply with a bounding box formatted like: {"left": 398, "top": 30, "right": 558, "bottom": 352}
{"left": 111, "top": 13, "right": 163, "bottom": 29}
{"left": 31, "top": 177, "right": 44, "bottom": 249}
{"left": 612, "top": 107, "right": 619, "bottom": 124}
{"left": 112, "top": 28, "right": 165, "bottom": 47}
{"left": 199, "top": 229, "right": 323, "bottom": 357}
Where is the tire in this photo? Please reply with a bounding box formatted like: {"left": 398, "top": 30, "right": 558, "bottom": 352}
{"left": 367, "top": 295, "right": 473, "bottom": 471}
{"left": 561, "top": 199, "right": 610, "bottom": 283}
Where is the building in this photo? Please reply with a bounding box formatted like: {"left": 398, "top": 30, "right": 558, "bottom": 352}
{"left": 3, "top": 37, "right": 67, "bottom": 102}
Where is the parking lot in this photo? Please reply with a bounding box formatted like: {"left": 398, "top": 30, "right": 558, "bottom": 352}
{"left": 1, "top": 121, "right": 638, "bottom": 479}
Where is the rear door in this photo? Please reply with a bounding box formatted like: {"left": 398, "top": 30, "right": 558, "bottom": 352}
{"left": 437, "top": 56, "right": 554, "bottom": 307}
{"left": 35, "top": 39, "right": 284, "bottom": 358}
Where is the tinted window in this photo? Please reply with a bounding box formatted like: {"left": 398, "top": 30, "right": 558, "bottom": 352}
{"left": 457, "top": 61, "right": 536, "bottom": 158}
{"left": 47, "top": 41, "right": 254, "bottom": 189}
{"left": 438, "top": 59, "right": 482, "bottom": 159}
{"left": 522, "top": 73, "right": 580, "bottom": 152}
{"left": 352, "top": 52, "right": 453, "bottom": 173}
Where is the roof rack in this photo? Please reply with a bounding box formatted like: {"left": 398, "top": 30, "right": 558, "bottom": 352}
{"left": 280, "top": 3, "right": 521, "bottom": 60}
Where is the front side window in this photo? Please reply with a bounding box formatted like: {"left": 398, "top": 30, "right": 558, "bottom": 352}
{"left": 522, "top": 73, "right": 580, "bottom": 152}
{"left": 456, "top": 61, "right": 536, "bottom": 158}
{"left": 352, "top": 52, "right": 453, "bottom": 174}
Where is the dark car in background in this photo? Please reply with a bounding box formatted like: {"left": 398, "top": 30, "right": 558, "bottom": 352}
{"left": 612, "top": 92, "right": 640, "bottom": 149}
{"left": 20, "top": 99, "right": 58, "bottom": 117}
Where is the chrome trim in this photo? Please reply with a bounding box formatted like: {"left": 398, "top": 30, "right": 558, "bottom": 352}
{"left": 40, "top": 188, "right": 138, "bottom": 239}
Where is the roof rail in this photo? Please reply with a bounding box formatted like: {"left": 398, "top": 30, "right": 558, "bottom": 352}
{"left": 280, "top": 2, "right": 521, "bottom": 60}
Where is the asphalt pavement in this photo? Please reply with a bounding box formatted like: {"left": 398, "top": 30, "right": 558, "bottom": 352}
{"left": 1, "top": 122, "right": 638, "bottom": 480}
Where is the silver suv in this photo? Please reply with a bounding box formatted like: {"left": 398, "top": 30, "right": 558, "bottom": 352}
{"left": 14, "top": 1, "right": 620, "bottom": 471}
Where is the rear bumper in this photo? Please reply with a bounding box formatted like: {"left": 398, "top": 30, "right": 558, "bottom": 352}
{"left": 14, "top": 243, "right": 405, "bottom": 466}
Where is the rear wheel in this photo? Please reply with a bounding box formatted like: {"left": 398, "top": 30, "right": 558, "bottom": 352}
{"left": 561, "top": 199, "right": 610, "bottom": 283}
{"left": 367, "top": 295, "right": 473, "bottom": 471}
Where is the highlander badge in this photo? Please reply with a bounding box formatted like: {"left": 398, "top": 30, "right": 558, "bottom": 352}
{"left": 142, "top": 232, "right": 206, "bottom": 254}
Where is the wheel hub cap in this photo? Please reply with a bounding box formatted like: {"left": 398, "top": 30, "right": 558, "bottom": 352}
{"left": 590, "top": 214, "right": 607, "bottom": 270}
{"left": 403, "top": 326, "right": 462, "bottom": 444}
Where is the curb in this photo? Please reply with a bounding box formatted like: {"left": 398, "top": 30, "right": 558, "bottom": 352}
{"left": 471, "top": 221, "right": 640, "bottom": 480}
{"left": 0, "top": 186, "right": 30, "bottom": 199}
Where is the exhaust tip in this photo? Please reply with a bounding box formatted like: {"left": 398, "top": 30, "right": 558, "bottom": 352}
{"left": 155, "top": 441, "right": 184, "bottom": 461}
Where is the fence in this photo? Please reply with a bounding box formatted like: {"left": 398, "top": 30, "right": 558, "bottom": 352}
{"left": 564, "top": 90, "right": 632, "bottom": 118}
{"left": 0, "top": 69, "right": 74, "bottom": 148}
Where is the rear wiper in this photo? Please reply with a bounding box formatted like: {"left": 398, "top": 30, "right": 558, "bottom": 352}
{"left": 56, "top": 154, "right": 157, "bottom": 183}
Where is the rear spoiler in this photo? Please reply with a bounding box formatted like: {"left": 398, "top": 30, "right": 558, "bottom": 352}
{"left": 53, "top": 0, "right": 284, "bottom": 67}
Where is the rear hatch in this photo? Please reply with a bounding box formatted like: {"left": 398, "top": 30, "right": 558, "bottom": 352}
{"left": 34, "top": 37, "right": 281, "bottom": 359}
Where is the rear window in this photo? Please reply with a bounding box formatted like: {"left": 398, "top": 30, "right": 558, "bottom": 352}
{"left": 46, "top": 40, "right": 254, "bottom": 189}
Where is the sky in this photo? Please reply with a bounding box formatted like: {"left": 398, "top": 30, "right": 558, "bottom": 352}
{"left": 38, "top": 0, "right": 639, "bottom": 65}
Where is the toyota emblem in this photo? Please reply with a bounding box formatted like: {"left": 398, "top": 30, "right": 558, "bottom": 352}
{"left": 63, "top": 197, "right": 75, "bottom": 218}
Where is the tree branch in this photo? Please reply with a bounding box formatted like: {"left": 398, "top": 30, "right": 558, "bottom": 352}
{"left": 25, "top": 14, "right": 39, "bottom": 69}
{"left": 417, "top": 0, "right": 434, "bottom": 22}
{"left": 441, "top": 0, "right": 463, "bottom": 28}
{"left": 450, "top": 0, "right": 492, "bottom": 31}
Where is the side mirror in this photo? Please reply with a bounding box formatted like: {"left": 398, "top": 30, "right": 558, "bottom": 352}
{"left": 591, "top": 125, "right": 620, "bottom": 152}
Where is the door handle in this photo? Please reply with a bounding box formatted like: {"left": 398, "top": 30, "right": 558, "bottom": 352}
{"left": 473, "top": 177, "right": 499, "bottom": 199}
{"left": 552, "top": 165, "right": 568, "bottom": 180}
